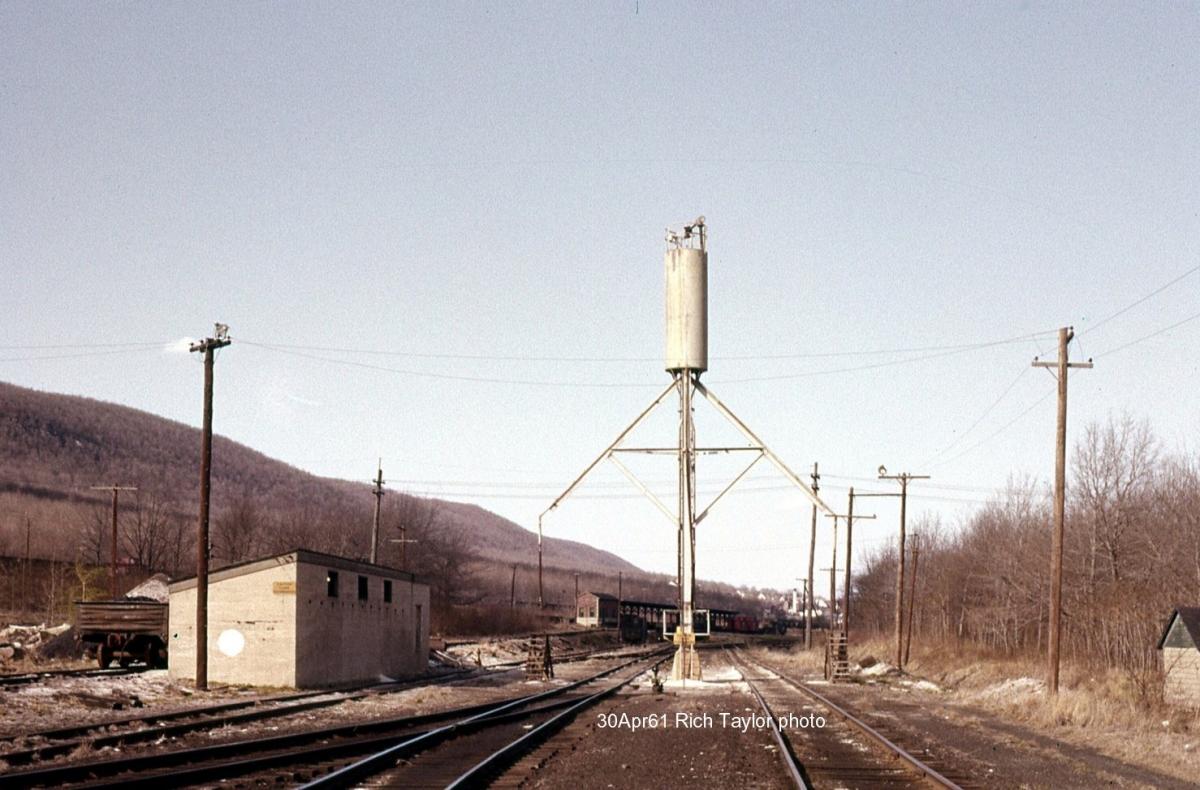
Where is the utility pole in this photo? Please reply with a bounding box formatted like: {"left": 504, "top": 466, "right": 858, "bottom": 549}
{"left": 537, "top": 514, "right": 544, "bottom": 609}
{"left": 904, "top": 533, "right": 920, "bottom": 666}
{"left": 23, "top": 518, "right": 31, "bottom": 608}
{"left": 876, "top": 468, "right": 929, "bottom": 669}
{"left": 388, "top": 525, "right": 417, "bottom": 571}
{"left": 826, "top": 497, "right": 876, "bottom": 637}
{"left": 190, "top": 323, "right": 231, "bottom": 691}
{"left": 90, "top": 484, "right": 137, "bottom": 598}
{"left": 574, "top": 573, "right": 579, "bottom": 610}
{"left": 821, "top": 565, "right": 837, "bottom": 629}
{"left": 806, "top": 462, "right": 819, "bottom": 649}
{"left": 369, "top": 460, "right": 384, "bottom": 565}
{"left": 1033, "top": 326, "right": 1092, "bottom": 693}
{"left": 511, "top": 565, "right": 517, "bottom": 608}
{"left": 617, "top": 571, "right": 623, "bottom": 633}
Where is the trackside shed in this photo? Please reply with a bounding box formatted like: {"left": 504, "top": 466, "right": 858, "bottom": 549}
{"left": 169, "top": 549, "right": 429, "bottom": 688}
{"left": 1157, "top": 607, "right": 1200, "bottom": 707}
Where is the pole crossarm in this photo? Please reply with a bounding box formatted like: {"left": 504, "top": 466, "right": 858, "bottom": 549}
{"left": 826, "top": 513, "right": 876, "bottom": 520}
{"left": 607, "top": 454, "right": 677, "bottom": 526}
{"left": 695, "top": 450, "right": 764, "bottom": 524}
{"left": 692, "top": 380, "right": 834, "bottom": 515}
{"left": 611, "top": 446, "right": 763, "bottom": 454}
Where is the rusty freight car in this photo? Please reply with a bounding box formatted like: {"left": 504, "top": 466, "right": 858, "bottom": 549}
{"left": 75, "top": 600, "right": 168, "bottom": 668}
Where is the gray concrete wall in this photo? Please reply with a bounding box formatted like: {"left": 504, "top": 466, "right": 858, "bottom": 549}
{"left": 294, "top": 562, "right": 430, "bottom": 687}
{"left": 168, "top": 561, "right": 297, "bottom": 687}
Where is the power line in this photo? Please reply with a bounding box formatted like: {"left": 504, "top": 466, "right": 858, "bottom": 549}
{"left": 1079, "top": 263, "right": 1200, "bottom": 337}
{"left": 240, "top": 331, "right": 1055, "bottom": 388}
{"left": 921, "top": 367, "right": 1030, "bottom": 467}
{"left": 711, "top": 332, "right": 1049, "bottom": 384}
{"left": 0, "top": 347, "right": 165, "bottom": 363}
{"left": 1092, "top": 308, "right": 1200, "bottom": 359}
{"left": 932, "top": 387, "right": 1056, "bottom": 469}
{"left": 237, "top": 331, "right": 1055, "bottom": 364}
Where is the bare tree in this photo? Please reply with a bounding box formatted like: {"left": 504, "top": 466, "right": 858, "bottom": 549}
{"left": 214, "top": 494, "right": 263, "bottom": 565}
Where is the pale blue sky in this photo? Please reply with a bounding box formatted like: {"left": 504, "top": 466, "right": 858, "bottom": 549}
{"left": 3, "top": 3, "right": 1198, "bottom": 590}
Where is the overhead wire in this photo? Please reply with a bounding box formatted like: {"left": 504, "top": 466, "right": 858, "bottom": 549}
{"left": 920, "top": 366, "right": 1030, "bottom": 467}
{"left": 931, "top": 387, "right": 1056, "bottom": 470}
{"left": 239, "top": 331, "right": 1057, "bottom": 388}
{"left": 1078, "top": 263, "right": 1200, "bottom": 337}
{"left": 1092, "top": 308, "right": 1200, "bottom": 359}
{"left": 240, "top": 331, "right": 1055, "bottom": 364}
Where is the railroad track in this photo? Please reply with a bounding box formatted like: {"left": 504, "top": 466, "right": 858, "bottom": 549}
{"left": 729, "top": 649, "right": 969, "bottom": 789}
{"left": 0, "top": 667, "right": 477, "bottom": 767}
{"left": 0, "top": 666, "right": 149, "bottom": 689}
{"left": 297, "top": 648, "right": 671, "bottom": 789}
{"left": 0, "top": 649, "right": 668, "bottom": 789}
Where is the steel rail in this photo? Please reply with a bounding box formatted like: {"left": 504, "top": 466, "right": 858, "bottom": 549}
{"left": 0, "top": 649, "right": 667, "bottom": 790}
{"left": 736, "top": 650, "right": 963, "bottom": 790}
{"left": 297, "top": 649, "right": 670, "bottom": 790}
{"left": 445, "top": 656, "right": 666, "bottom": 789}
{"left": 0, "top": 666, "right": 147, "bottom": 688}
{"left": 0, "top": 669, "right": 478, "bottom": 766}
{"left": 61, "top": 691, "right": 642, "bottom": 790}
{"left": 724, "top": 649, "right": 809, "bottom": 789}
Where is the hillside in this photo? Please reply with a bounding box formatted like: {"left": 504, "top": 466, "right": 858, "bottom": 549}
{"left": 0, "top": 380, "right": 637, "bottom": 577}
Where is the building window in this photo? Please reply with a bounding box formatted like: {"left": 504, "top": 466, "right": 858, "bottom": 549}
{"left": 384, "top": 579, "right": 393, "bottom": 603}
{"left": 327, "top": 570, "right": 339, "bottom": 597}
{"left": 358, "top": 575, "right": 369, "bottom": 601}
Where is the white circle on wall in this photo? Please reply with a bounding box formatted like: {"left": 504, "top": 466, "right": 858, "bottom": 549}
{"left": 217, "top": 629, "right": 246, "bottom": 657}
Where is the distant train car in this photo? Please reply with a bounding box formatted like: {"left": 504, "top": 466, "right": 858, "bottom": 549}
{"left": 619, "top": 615, "right": 647, "bottom": 644}
{"left": 732, "top": 614, "right": 761, "bottom": 634}
{"left": 76, "top": 599, "right": 168, "bottom": 668}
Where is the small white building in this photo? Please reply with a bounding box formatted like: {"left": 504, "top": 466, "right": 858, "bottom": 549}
{"left": 169, "top": 549, "right": 430, "bottom": 688}
{"left": 1158, "top": 607, "right": 1200, "bottom": 707}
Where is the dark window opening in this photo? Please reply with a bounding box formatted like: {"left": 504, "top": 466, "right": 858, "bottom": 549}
{"left": 358, "top": 575, "right": 368, "bottom": 601}
{"left": 383, "top": 579, "right": 393, "bottom": 603}
{"left": 326, "top": 570, "right": 339, "bottom": 598}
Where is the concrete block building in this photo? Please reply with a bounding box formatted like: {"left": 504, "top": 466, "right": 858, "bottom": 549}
{"left": 1159, "top": 607, "right": 1200, "bottom": 707}
{"left": 169, "top": 549, "right": 429, "bottom": 688}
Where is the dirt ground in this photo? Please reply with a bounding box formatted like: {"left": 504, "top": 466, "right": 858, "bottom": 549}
{"left": 0, "top": 655, "right": 642, "bottom": 769}
{"left": 523, "top": 653, "right": 793, "bottom": 789}
{"left": 752, "top": 645, "right": 1200, "bottom": 789}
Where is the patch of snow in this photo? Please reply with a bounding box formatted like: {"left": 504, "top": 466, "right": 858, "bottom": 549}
{"left": 976, "top": 676, "right": 1045, "bottom": 701}
{"left": 860, "top": 662, "right": 896, "bottom": 676}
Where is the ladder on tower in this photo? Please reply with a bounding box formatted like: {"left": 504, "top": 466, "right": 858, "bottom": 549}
{"left": 825, "top": 631, "right": 850, "bottom": 681}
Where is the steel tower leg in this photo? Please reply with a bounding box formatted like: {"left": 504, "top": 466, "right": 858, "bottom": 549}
{"left": 671, "top": 371, "right": 701, "bottom": 680}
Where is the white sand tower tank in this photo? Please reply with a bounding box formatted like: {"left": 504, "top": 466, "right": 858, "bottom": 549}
{"left": 664, "top": 217, "right": 708, "bottom": 373}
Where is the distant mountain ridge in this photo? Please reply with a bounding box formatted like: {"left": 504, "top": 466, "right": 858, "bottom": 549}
{"left": 0, "top": 380, "right": 640, "bottom": 575}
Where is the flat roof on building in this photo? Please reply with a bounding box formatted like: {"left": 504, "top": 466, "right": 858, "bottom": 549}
{"left": 169, "top": 548, "right": 423, "bottom": 592}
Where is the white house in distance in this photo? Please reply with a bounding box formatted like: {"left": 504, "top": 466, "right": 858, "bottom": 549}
{"left": 169, "top": 549, "right": 430, "bottom": 688}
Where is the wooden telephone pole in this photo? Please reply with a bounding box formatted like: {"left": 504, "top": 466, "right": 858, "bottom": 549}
{"left": 805, "top": 462, "right": 819, "bottom": 649}
{"left": 369, "top": 460, "right": 385, "bottom": 565}
{"left": 826, "top": 497, "right": 876, "bottom": 636}
{"left": 1033, "top": 326, "right": 1092, "bottom": 693}
{"left": 90, "top": 484, "right": 137, "bottom": 598}
{"left": 190, "top": 323, "right": 231, "bottom": 691}
{"left": 389, "top": 524, "right": 417, "bottom": 571}
{"left": 876, "top": 469, "right": 929, "bottom": 669}
{"left": 903, "top": 533, "right": 920, "bottom": 666}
